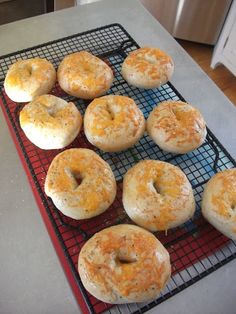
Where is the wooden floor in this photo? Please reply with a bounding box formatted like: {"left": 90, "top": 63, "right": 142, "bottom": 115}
{"left": 178, "top": 40, "right": 236, "bottom": 106}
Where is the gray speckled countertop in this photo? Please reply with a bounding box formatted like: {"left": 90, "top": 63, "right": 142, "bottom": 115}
{"left": 0, "top": 0, "right": 236, "bottom": 313}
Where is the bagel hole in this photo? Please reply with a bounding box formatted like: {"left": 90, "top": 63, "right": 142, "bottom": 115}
{"left": 231, "top": 203, "right": 236, "bottom": 211}
{"left": 171, "top": 108, "right": 182, "bottom": 121}
{"left": 117, "top": 256, "right": 137, "bottom": 264}
{"left": 144, "top": 55, "right": 156, "bottom": 64}
{"left": 27, "top": 66, "right": 32, "bottom": 76}
{"left": 74, "top": 174, "right": 83, "bottom": 187}
{"left": 117, "top": 251, "right": 137, "bottom": 264}
{"left": 64, "top": 168, "right": 83, "bottom": 189}
{"left": 72, "top": 171, "right": 83, "bottom": 188}
{"left": 47, "top": 106, "right": 57, "bottom": 118}
{"left": 106, "top": 104, "right": 115, "bottom": 120}
{"left": 75, "top": 176, "right": 83, "bottom": 186}
{"left": 153, "top": 181, "right": 161, "bottom": 195}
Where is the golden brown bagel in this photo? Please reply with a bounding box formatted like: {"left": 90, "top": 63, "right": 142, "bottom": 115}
{"left": 78, "top": 224, "right": 171, "bottom": 303}
{"left": 121, "top": 47, "right": 174, "bottom": 89}
{"left": 147, "top": 101, "right": 207, "bottom": 154}
{"left": 45, "top": 148, "right": 117, "bottom": 219}
{"left": 20, "top": 95, "right": 82, "bottom": 149}
{"left": 57, "top": 51, "right": 114, "bottom": 99}
{"left": 123, "top": 160, "right": 195, "bottom": 231}
{"left": 4, "top": 58, "right": 56, "bottom": 102}
{"left": 202, "top": 168, "right": 236, "bottom": 240}
{"left": 84, "top": 95, "right": 145, "bottom": 152}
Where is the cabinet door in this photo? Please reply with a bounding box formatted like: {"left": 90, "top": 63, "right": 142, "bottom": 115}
{"left": 223, "top": 19, "right": 236, "bottom": 72}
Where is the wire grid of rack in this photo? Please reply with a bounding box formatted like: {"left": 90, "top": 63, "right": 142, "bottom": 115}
{"left": 0, "top": 24, "right": 236, "bottom": 314}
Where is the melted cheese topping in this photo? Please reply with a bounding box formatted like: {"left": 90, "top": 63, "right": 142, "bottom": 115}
{"left": 79, "top": 225, "right": 170, "bottom": 300}
{"left": 123, "top": 47, "right": 173, "bottom": 80}
{"left": 150, "top": 101, "right": 206, "bottom": 146}
{"left": 45, "top": 148, "right": 116, "bottom": 213}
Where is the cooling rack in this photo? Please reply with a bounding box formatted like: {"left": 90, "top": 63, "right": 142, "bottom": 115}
{"left": 0, "top": 23, "right": 236, "bottom": 314}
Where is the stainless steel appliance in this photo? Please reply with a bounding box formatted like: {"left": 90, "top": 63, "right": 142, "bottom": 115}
{"left": 140, "top": 0, "right": 232, "bottom": 44}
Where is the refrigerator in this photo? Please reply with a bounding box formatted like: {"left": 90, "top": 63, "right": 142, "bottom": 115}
{"left": 140, "top": 0, "right": 233, "bottom": 45}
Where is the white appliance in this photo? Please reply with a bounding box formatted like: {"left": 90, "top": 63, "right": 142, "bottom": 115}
{"left": 211, "top": 0, "right": 236, "bottom": 75}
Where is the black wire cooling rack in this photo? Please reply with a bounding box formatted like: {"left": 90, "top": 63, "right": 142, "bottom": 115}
{"left": 1, "top": 24, "right": 236, "bottom": 314}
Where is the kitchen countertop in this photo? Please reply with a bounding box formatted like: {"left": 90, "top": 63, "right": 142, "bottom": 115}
{"left": 0, "top": 0, "right": 236, "bottom": 313}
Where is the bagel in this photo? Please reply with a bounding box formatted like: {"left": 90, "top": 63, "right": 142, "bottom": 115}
{"left": 121, "top": 47, "right": 174, "bottom": 89}
{"left": 4, "top": 57, "right": 56, "bottom": 102}
{"left": 147, "top": 101, "right": 207, "bottom": 154}
{"left": 84, "top": 95, "right": 145, "bottom": 152}
{"left": 57, "top": 51, "right": 113, "bottom": 99}
{"left": 45, "top": 148, "right": 116, "bottom": 219}
{"left": 202, "top": 168, "right": 236, "bottom": 240}
{"left": 19, "top": 95, "right": 82, "bottom": 149}
{"left": 78, "top": 224, "right": 171, "bottom": 303}
{"left": 123, "top": 160, "right": 195, "bottom": 231}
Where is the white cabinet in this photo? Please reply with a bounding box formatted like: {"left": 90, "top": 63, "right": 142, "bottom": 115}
{"left": 211, "top": 0, "right": 236, "bottom": 76}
